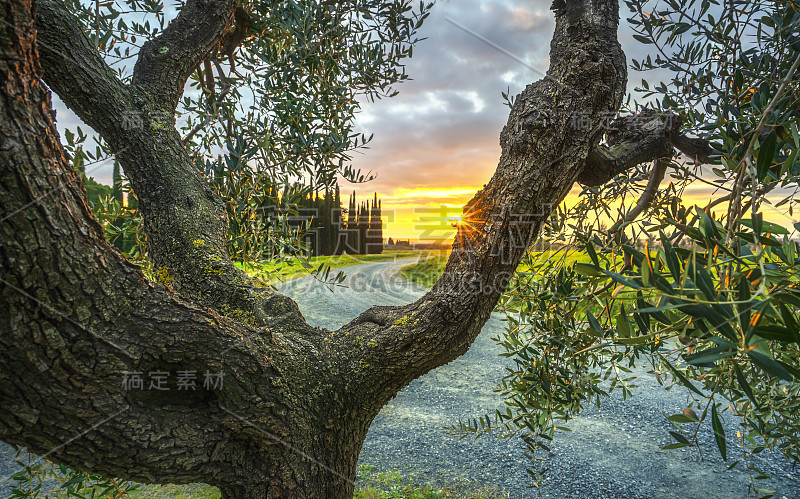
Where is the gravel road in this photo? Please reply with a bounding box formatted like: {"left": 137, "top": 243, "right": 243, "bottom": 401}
{"left": 276, "top": 258, "right": 800, "bottom": 498}
{"left": 1, "top": 257, "right": 798, "bottom": 498}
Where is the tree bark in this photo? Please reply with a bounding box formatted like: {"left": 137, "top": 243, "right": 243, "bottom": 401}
{"left": 35, "top": 0, "right": 296, "bottom": 326}
{"left": 3, "top": 0, "right": 628, "bottom": 496}
{"left": 576, "top": 109, "right": 723, "bottom": 188}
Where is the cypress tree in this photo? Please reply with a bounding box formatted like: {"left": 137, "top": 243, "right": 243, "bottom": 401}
{"left": 333, "top": 186, "right": 342, "bottom": 255}
{"left": 321, "top": 186, "right": 332, "bottom": 255}
{"left": 346, "top": 191, "right": 357, "bottom": 254}
{"left": 358, "top": 201, "right": 368, "bottom": 254}
{"left": 370, "top": 194, "right": 383, "bottom": 254}
{"left": 112, "top": 160, "right": 123, "bottom": 206}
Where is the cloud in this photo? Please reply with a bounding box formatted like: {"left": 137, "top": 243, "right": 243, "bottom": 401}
{"left": 349, "top": 0, "right": 557, "bottom": 219}
{"left": 47, "top": 0, "right": 708, "bottom": 240}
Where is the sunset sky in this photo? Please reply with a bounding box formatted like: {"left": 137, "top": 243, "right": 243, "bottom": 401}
{"left": 347, "top": 0, "right": 561, "bottom": 240}
{"left": 53, "top": 0, "right": 796, "bottom": 241}
{"left": 343, "top": 0, "right": 796, "bottom": 240}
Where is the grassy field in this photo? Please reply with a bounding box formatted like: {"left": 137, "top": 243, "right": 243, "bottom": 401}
{"left": 136, "top": 483, "right": 220, "bottom": 498}
{"left": 354, "top": 465, "right": 506, "bottom": 498}
{"left": 399, "top": 250, "right": 593, "bottom": 287}
{"left": 237, "top": 249, "right": 431, "bottom": 284}
{"left": 133, "top": 464, "right": 507, "bottom": 498}
{"left": 398, "top": 255, "right": 448, "bottom": 287}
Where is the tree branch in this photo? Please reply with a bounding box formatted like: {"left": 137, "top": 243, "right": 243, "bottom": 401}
{"left": 578, "top": 109, "right": 679, "bottom": 186}
{"left": 132, "top": 0, "right": 236, "bottom": 111}
{"left": 609, "top": 159, "right": 668, "bottom": 233}
{"left": 35, "top": 0, "right": 134, "bottom": 139}
{"left": 671, "top": 132, "right": 721, "bottom": 164}
{"left": 2, "top": 5, "right": 323, "bottom": 491}
{"left": 183, "top": 60, "right": 232, "bottom": 143}
{"left": 35, "top": 0, "right": 297, "bottom": 326}
{"left": 337, "top": 0, "right": 629, "bottom": 411}
{"left": 577, "top": 109, "right": 723, "bottom": 187}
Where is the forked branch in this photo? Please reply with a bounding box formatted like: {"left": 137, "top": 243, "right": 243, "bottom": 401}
{"left": 132, "top": 0, "right": 237, "bottom": 110}
{"left": 578, "top": 109, "right": 722, "bottom": 188}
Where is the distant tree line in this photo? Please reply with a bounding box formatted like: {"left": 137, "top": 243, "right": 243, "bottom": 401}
{"left": 93, "top": 156, "right": 386, "bottom": 258}
{"left": 294, "top": 187, "right": 384, "bottom": 256}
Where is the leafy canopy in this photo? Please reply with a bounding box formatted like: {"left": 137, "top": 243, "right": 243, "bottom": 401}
{"left": 63, "top": 0, "right": 431, "bottom": 265}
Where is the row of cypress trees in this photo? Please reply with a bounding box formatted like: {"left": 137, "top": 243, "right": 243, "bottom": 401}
{"left": 294, "top": 186, "right": 384, "bottom": 256}
{"left": 107, "top": 153, "right": 385, "bottom": 258}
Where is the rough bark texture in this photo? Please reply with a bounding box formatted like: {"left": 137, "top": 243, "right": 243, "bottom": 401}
{"left": 35, "top": 0, "right": 296, "bottom": 326}
{"left": 2, "top": 0, "right": 632, "bottom": 496}
{"left": 577, "top": 109, "right": 722, "bottom": 187}
{"left": 578, "top": 109, "right": 680, "bottom": 186}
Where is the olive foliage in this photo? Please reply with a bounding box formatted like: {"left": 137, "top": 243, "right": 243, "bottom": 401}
{"left": 452, "top": 1, "right": 800, "bottom": 495}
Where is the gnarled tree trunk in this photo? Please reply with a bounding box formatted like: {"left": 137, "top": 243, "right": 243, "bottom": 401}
{"left": 0, "top": 0, "right": 641, "bottom": 496}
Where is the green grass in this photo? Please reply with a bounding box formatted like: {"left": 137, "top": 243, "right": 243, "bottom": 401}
{"left": 354, "top": 465, "right": 506, "bottom": 499}
{"left": 399, "top": 250, "right": 594, "bottom": 288}
{"left": 134, "top": 483, "right": 220, "bottom": 498}
{"left": 237, "top": 250, "right": 426, "bottom": 284}
{"left": 130, "top": 464, "right": 507, "bottom": 498}
{"left": 399, "top": 255, "right": 448, "bottom": 287}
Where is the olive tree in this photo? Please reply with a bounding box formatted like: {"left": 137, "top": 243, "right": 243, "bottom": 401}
{"left": 0, "top": 0, "right": 722, "bottom": 495}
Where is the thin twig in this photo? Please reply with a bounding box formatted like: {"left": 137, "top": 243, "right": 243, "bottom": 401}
{"left": 727, "top": 52, "right": 800, "bottom": 232}
{"left": 609, "top": 160, "right": 668, "bottom": 233}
